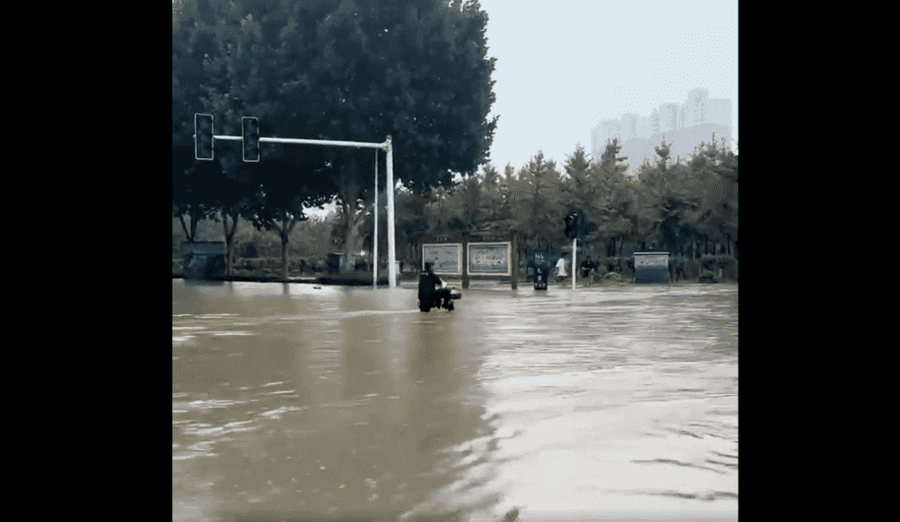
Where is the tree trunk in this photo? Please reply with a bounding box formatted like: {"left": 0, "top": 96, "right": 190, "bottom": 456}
{"left": 222, "top": 210, "right": 240, "bottom": 277}
{"left": 510, "top": 233, "right": 517, "bottom": 290}
{"left": 618, "top": 236, "right": 624, "bottom": 272}
{"left": 178, "top": 214, "right": 192, "bottom": 243}
{"left": 178, "top": 209, "right": 202, "bottom": 243}
{"left": 462, "top": 233, "right": 469, "bottom": 290}
{"left": 224, "top": 215, "right": 232, "bottom": 277}
{"left": 191, "top": 209, "right": 200, "bottom": 241}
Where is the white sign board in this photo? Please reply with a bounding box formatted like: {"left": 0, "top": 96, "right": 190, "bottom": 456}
{"left": 422, "top": 244, "right": 462, "bottom": 275}
{"left": 468, "top": 242, "right": 511, "bottom": 276}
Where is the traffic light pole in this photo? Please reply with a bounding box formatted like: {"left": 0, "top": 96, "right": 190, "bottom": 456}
{"left": 207, "top": 133, "right": 398, "bottom": 289}
{"left": 373, "top": 152, "right": 378, "bottom": 289}
{"left": 572, "top": 237, "right": 577, "bottom": 291}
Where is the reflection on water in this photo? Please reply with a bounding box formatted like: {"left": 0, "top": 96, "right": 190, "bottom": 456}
{"left": 174, "top": 281, "right": 737, "bottom": 522}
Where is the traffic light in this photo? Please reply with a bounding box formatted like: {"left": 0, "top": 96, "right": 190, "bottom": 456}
{"left": 194, "top": 113, "right": 214, "bottom": 160}
{"left": 565, "top": 213, "right": 578, "bottom": 239}
{"left": 242, "top": 117, "right": 260, "bottom": 162}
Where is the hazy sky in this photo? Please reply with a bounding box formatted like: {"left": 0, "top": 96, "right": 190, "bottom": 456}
{"left": 479, "top": 0, "right": 738, "bottom": 172}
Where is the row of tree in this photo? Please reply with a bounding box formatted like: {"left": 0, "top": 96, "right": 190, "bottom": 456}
{"left": 346, "top": 134, "right": 738, "bottom": 273}
{"left": 173, "top": 0, "right": 498, "bottom": 280}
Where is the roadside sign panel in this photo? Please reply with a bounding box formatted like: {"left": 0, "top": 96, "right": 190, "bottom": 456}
{"left": 468, "top": 242, "right": 510, "bottom": 276}
{"left": 423, "top": 244, "right": 462, "bottom": 275}
{"left": 633, "top": 251, "right": 670, "bottom": 283}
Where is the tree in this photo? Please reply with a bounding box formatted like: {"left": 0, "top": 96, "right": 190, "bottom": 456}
{"left": 172, "top": 0, "right": 293, "bottom": 273}
{"left": 172, "top": 147, "right": 222, "bottom": 244}
{"left": 212, "top": 161, "right": 256, "bottom": 276}
{"left": 171, "top": 0, "right": 233, "bottom": 243}
{"left": 562, "top": 144, "right": 601, "bottom": 250}
{"left": 713, "top": 141, "right": 738, "bottom": 257}
{"left": 244, "top": 148, "right": 336, "bottom": 281}
{"left": 594, "top": 139, "right": 634, "bottom": 259}
{"left": 394, "top": 186, "right": 433, "bottom": 269}
{"left": 260, "top": 0, "right": 499, "bottom": 270}
{"left": 476, "top": 163, "right": 509, "bottom": 237}
{"left": 510, "top": 151, "right": 565, "bottom": 253}
{"left": 680, "top": 134, "right": 738, "bottom": 257}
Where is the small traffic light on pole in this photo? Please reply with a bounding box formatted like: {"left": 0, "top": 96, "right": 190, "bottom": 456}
{"left": 194, "top": 113, "right": 214, "bottom": 160}
{"left": 565, "top": 213, "right": 578, "bottom": 239}
{"left": 242, "top": 117, "right": 260, "bottom": 162}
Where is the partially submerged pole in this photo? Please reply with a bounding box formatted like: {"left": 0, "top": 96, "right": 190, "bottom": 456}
{"left": 373, "top": 149, "right": 378, "bottom": 289}
{"left": 386, "top": 136, "right": 396, "bottom": 289}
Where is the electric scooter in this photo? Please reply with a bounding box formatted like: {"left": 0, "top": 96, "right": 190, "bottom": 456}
{"left": 418, "top": 282, "right": 462, "bottom": 312}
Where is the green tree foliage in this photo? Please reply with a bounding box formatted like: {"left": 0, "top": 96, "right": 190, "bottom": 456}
{"left": 269, "top": 0, "right": 499, "bottom": 268}
{"left": 509, "top": 151, "right": 565, "bottom": 252}
{"left": 476, "top": 163, "right": 514, "bottom": 238}
{"left": 561, "top": 145, "right": 600, "bottom": 248}
{"left": 593, "top": 139, "right": 634, "bottom": 257}
{"left": 633, "top": 133, "right": 738, "bottom": 259}
{"left": 173, "top": 0, "right": 499, "bottom": 276}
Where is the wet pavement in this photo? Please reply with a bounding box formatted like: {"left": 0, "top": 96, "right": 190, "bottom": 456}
{"left": 173, "top": 280, "right": 737, "bottom": 521}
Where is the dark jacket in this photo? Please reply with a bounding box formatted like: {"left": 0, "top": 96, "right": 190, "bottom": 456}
{"left": 418, "top": 271, "right": 444, "bottom": 301}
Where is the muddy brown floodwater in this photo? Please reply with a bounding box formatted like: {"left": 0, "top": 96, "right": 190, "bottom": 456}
{"left": 173, "top": 280, "right": 737, "bottom": 522}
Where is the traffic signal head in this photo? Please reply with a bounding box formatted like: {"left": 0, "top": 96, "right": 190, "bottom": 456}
{"left": 242, "top": 117, "right": 260, "bottom": 162}
{"left": 565, "top": 214, "right": 577, "bottom": 239}
{"left": 194, "top": 113, "right": 214, "bottom": 160}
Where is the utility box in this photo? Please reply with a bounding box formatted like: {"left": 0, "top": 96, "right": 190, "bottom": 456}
{"left": 327, "top": 253, "right": 346, "bottom": 274}
{"left": 633, "top": 252, "right": 670, "bottom": 283}
{"left": 527, "top": 248, "right": 556, "bottom": 290}
{"left": 183, "top": 241, "right": 226, "bottom": 280}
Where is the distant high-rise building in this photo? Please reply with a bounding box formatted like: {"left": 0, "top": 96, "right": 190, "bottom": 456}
{"left": 603, "top": 120, "right": 621, "bottom": 142}
{"left": 620, "top": 113, "right": 639, "bottom": 141}
{"left": 590, "top": 87, "right": 732, "bottom": 176}
{"left": 686, "top": 88, "right": 709, "bottom": 126}
{"left": 706, "top": 98, "right": 731, "bottom": 127}
{"left": 660, "top": 103, "right": 679, "bottom": 133}
{"left": 590, "top": 123, "right": 601, "bottom": 158}
{"left": 591, "top": 119, "right": 621, "bottom": 159}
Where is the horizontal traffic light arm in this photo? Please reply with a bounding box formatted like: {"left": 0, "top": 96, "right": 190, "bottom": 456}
{"left": 212, "top": 135, "right": 389, "bottom": 150}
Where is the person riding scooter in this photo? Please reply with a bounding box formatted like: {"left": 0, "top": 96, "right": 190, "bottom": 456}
{"left": 418, "top": 262, "right": 456, "bottom": 312}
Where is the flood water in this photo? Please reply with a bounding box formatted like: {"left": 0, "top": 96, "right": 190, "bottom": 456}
{"left": 173, "top": 280, "right": 737, "bottom": 522}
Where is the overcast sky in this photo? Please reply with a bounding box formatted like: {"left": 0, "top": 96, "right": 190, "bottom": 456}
{"left": 479, "top": 0, "right": 738, "bottom": 172}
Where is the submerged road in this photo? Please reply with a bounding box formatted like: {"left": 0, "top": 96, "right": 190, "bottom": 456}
{"left": 173, "top": 280, "right": 737, "bottom": 522}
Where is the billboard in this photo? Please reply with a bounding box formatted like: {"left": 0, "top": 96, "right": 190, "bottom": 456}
{"left": 422, "top": 243, "right": 462, "bottom": 275}
{"left": 468, "top": 242, "right": 511, "bottom": 276}
{"left": 633, "top": 252, "right": 670, "bottom": 283}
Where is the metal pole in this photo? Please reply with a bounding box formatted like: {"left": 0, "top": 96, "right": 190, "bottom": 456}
{"left": 572, "top": 237, "right": 577, "bottom": 290}
{"left": 209, "top": 129, "right": 394, "bottom": 285}
{"left": 373, "top": 149, "right": 378, "bottom": 289}
{"left": 259, "top": 136, "right": 386, "bottom": 149}
{"left": 510, "top": 234, "right": 518, "bottom": 290}
{"left": 386, "top": 136, "right": 396, "bottom": 289}
{"left": 216, "top": 134, "right": 385, "bottom": 150}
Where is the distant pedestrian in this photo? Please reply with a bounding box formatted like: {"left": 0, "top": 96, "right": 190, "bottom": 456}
{"left": 556, "top": 254, "right": 567, "bottom": 280}
{"left": 581, "top": 255, "right": 594, "bottom": 278}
